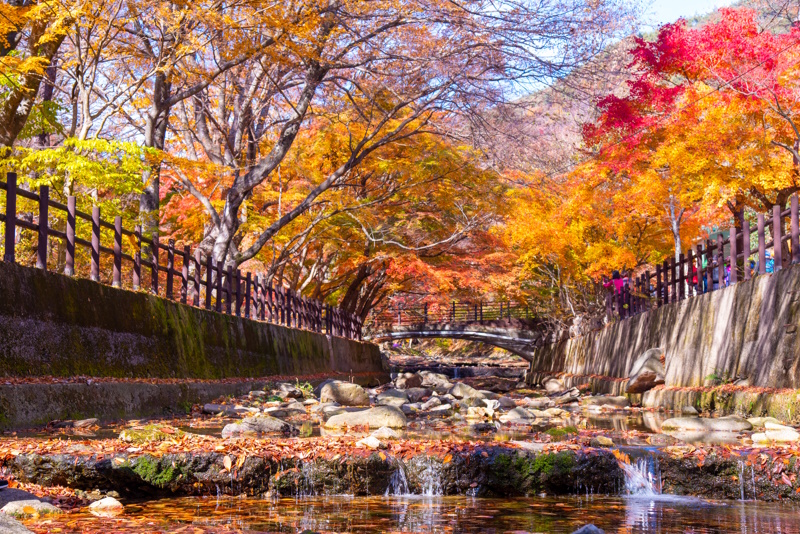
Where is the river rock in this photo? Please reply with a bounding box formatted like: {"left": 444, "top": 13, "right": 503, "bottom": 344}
{"left": 324, "top": 406, "right": 408, "bottom": 429}
{"left": 581, "top": 396, "right": 629, "bottom": 408}
{"left": 282, "top": 401, "right": 307, "bottom": 416}
{"left": 681, "top": 406, "right": 699, "bottom": 416}
{"left": 419, "top": 371, "right": 452, "bottom": 388}
{"left": 483, "top": 399, "right": 501, "bottom": 412}
{"left": 448, "top": 383, "right": 482, "bottom": 399}
{"left": 202, "top": 403, "right": 257, "bottom": 416}
{"left": 119, "top": 425, "right": 184, "bottom": 444}
{"left": 572, "top": 525, "right": 605, "bottom": 534}
{"left": 429, "top": 404, "right": 453, "bottom": 415}
{"left": 395, "top": 372, "right": 423, "bottom": 389}
{"left": 221, "top": 415, "right": 298, "bottom": 437}
{"left": 405, "top": 387, "right": 431, "bottom": 403}
{"left": 88, "top": 496, "right": 124, "bottom": 517}
{"left": 421, "top": 397, "right": 443, "bottom": 410}
{"left": 553, "top": 388, "right": 580, "bottom": 405}
{"left": 371, "top": 426, "right": 400, "bottom": 440}
{"left": 522, "top": 397, "right": 554, "bottom": 409}
{"left": 400, "top": 403, "right": 418, "bottom": 415}
{"left": 497, "top": 396, "right": 517, "bottom": 409}
{"left": 276, "top": 382, "right": 304, "bottom": 399}
{"left": 626, "top": 348, "right": 665, "bottom": 394}
{"left": 1, "top": 499, "right": 62, "bottom": 517}
{"left": 590, "top": 436, "right": 614, "bottom": 447}
{"left": 499, "top": 407, "right": 535, "bottom": 423}
{"left": 543, "top": 377, "right": 565, "bottom": 393}
{"left": 761, "top": 422, "right": 800, "bottom": 442}
{"left": 747, "top": 417, "right": 781, "bottom": 430}
{"left": 541, "top": 407, "right": 569, "bottom": 418}
{"left": 376, "top": 389, "right": 410, "bottom": 408}
{"left": 661, "top": 415, "right": 752, "bottom": 433}
{"left": 356, "top": 436, "right": 384, "bottom": 450}
{"left": 466, "top": 406, "right": 490, "bottom": 419}
{"left": 319, "top": 381, "right": 370, "bottom": 406}
{"left": 0, "top": 513, "right": 33, "bottom": 534}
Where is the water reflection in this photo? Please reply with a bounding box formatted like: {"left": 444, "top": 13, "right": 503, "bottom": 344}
{"left": 28, "top": 495, "right": 800, "bottom": 533}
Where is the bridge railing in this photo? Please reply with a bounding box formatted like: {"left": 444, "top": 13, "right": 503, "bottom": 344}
{"left": 0, "top": 172, "right": 362, "bottom": 340}
{"left": 607, "top": 194, "right": 800, "bottom": 321}
{"left": 370, "top": 301, "right": 534, "bottom": 329}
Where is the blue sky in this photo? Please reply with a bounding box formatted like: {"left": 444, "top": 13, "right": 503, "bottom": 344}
{"left": 649, "top": 0, "right": 736, "bottom": 26}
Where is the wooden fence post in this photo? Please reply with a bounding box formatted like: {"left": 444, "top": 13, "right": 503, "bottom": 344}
{"left": 3, "top": 172, "right": 16, "bottom": 263}
{"left": 216, "top": 259, "right": 224, "bottom": 313}
{"left": 716, "top": 233, "right": 725, "bottom": 289}
{"left": 36, "top": 185, "right": 48, "bottom": 270}
{"left": 743, "top": 219, "right": 751, "bottom": 281}
{"left": 205, "top": 255, "right": 213, "bottom": 310}
{"left": 757, "top": 214, "right": 766, "bottom": 275}
{"left": 678, "top": 253, "right": 685, "bottom": 300}
{"left": 166, "top": 239, "right": 175, "bottom": 299}
{"left": 792, "top": 195, "right": 799, "bottom": 264}
{"left": 66, "top": 196, "right": 76, "bottom": 276}
{"left": 235, "top": 269, "right": 242, "bottom": 317}
{"left": 193, "top": 248, "right": 201, "bottom": 306}
{"left": 133, "top": 225, "right": 141, "bottom": 289}
{"left": 113, "top": 216, "right": 122, "bottom": 286}
{"left": 91, "top": 206, "right": 100, "bottom": 282}
{"left": 181, "top": 245, "right": 189, "bottom": 304}
{"left": 729, "top": 224, "right": 738, "bottom": 285}
{"left": 696, "top": 243, "right": 704, "bottom": 294}
{"left": 773, "top": 205, "right": 783, "bottom": 271}
{"left": 669, "top": 257, "right": 676, "bottom": 303}
{"left": 245, "top": 272, "right": 252, "bottom": 319}
{"left": 686, "top": 250, "right": 694, "bottom": 297}
{"left": 151, "top": 233, "right": 159, "bottom": 295}
{"left": 226, "top": 265, "right": 234, "bottom": 315}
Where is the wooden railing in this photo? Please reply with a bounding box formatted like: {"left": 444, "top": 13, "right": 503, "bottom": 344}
{"left": 370, "top": 301, "right": 535, "bottom": 329}
{"left": 0, "top": 172, "right": 362, "bottom": 340}
{"left": 608, "top": 195, "right": 800, "bottom": 319}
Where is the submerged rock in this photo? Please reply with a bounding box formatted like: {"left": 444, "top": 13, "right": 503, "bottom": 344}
{"left": 572, "top": 525, "right": 605, "bottom": 534}
{"left": 1, "top": 500, "right": 62, "bottom": 517}
{"left": 371, "top": 426, "right": 400, "bottom": 440}
{"left": 324, "top": 406, "right": 408, "bottom": 429}
{"left": 626, "top": 348, "right": 665, "bottom": 394}
{"left": 119, "top": 425, "right": 184, "bottom": 444}
{"left": 221, "top": 415, "right": 298, "bottom": 437}
{"left": 661, "top": 415, "right": 752, "bottom": 433}
{"left": 319, "top": 381, "right": 370, "bottom": 406}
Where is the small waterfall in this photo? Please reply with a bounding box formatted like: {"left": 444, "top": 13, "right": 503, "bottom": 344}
{"left": 738, "top": 460, "right": 746, "bottom": 501}
{"left": 419, "top": 457, "right": 444, "bottom": 496}
{"left": 453, "top": 367, "right": 460, "bottom": 380}
{"left": 385, "top": 460, "right": 410, "bottom": 496}
{"left": 297, "top": 460, "right": 317, "bottom": 497}
{"left": 621, "top": 455, "right": 662, "bottom": 496}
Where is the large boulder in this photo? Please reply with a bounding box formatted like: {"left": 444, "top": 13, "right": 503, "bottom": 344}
{"left": 394, "top": 373, "right": 423, "bottom": 389}
{"left": 319, "top": 381, "right": 370, "bottom": 406}
{"left": 325, "top": 406, "right": 408, "bottom": 429}
{"left": 626, "top": 348, "right": 665, "bottom": 394}
{"left": 221, "top": 415, "right": 298, "bottom": 437}
{"left": 0, "top": 513, "right": 33, "bottom": 534}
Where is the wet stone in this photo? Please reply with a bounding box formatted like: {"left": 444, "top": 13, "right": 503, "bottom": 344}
{"left": 1, "top": 499, "right": 62, "bottom": 517}
{"left": 324, "top": 406, "right": 408, "bottom": 429}
{"left": 221, "top": 415, "right": 298, "bottom": 437}
{"left": 319, "top": 381, "right": 370, "bottom": 406}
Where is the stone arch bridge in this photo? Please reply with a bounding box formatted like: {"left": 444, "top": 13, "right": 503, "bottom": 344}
{"left": 366, "top": 302, "right": 545, "bottom": 362}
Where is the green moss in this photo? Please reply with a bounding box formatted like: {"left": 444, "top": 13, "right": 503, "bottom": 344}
{"left": 532, "top": 451, "right": 576, "bottom": 476}
{"left": 545, "top": 426, "right": 578, "bottom": 440}
{"left": 132, "top": 455, "right": 183, "bottom": 487}
{"left": 120, "top": 424, "right": 184, "bottom": 444}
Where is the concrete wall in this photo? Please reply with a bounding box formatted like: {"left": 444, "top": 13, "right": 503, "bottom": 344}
{"left": 528, "top": 264, "right": 800, "bottom": 391}
{"left": 0, "top": 261, "right": 384, "bottom": 379}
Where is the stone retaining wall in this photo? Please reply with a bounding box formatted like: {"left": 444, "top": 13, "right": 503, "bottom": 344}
{"left": 0, "top": 261, "right": 384, "bottom": 380}
{"left": 527, "top": 264, "right": 800, "bottom": 396}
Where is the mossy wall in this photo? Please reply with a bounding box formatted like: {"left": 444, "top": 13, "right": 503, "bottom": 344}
{"left": 528, "top": 264, "right": 800, "bottom": 390}
{"left": 0, "top": 261, "right": 383, "bottom": 379}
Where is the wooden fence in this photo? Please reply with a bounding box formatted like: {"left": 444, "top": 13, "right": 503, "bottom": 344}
{"left": 0, "top": 172, "right": 363, "bottom": 340}
{"left": 608, "top": 194, "right": 800, "bottom": 319}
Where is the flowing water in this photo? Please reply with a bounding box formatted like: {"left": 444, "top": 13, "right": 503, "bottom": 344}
{"left": 24, "top": 494, "right": 800, "bottom": 533}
